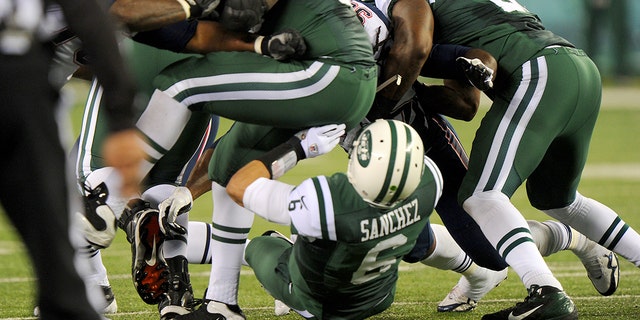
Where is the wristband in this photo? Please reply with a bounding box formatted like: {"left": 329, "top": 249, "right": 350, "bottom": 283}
{"left": 257, "top": 137, "right": 306, "bottom": 179}
{"left": 254, "top": 36, "right": 265, "bottom": 55}
{"left": 176, "top": 0, "right": 192, "bottom": 19}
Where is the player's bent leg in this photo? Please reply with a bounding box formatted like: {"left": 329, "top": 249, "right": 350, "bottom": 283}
{"left": 528, "top": 220, "right": 619, "bottom": 296}
{"left": 245, "top": 231, "right": 301, "bottom": 315}
{"left": 541, "top": 192, "right": 640, "bottom": 268}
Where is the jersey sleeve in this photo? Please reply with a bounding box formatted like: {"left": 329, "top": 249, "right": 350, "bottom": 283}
{"left": 289, "top": 176, "right": 338, "bottom": 240}
{"left": 131, "top": 20, "right": 198, "bottom": 53}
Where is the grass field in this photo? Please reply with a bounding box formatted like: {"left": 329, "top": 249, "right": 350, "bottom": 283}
{"left": 1, "top": 83, "right": 640, "bottom": 319}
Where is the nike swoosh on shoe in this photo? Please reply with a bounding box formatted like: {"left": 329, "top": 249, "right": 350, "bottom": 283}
{"left": 508, "top": 304, "right": 543, "bottom": 320}
{"left": 145, "top": 238, "right": 157, "bottom": 266}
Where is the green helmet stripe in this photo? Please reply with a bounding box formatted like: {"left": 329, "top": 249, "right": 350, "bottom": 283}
{"left": 388, "top": 124, "right": 412, "bottom": 204}
{"left": 374, "top": 120, "right": 398, "bottom": 204}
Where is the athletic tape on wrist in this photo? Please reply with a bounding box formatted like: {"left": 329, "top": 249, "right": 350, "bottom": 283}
{"left": 175, "top": 0, "right": 191, "bottom": 19}
{"left": 257, "top": 137, "right": 306, "bottom": 179}
{"left": 254, "top": 36, "right": 265, "bottom": 55}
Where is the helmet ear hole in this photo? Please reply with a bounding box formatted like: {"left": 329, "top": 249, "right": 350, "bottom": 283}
{"left": 347, "top": 119, "right": 425, "bottom": 208}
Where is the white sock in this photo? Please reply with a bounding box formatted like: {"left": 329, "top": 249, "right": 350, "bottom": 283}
{"left": 205, "top": 182, "right": 254, "bottom": 305}
{"left": 528, "top": 220, "right": 573, "bottom": 256}
{"left": 79, "top": 248, "right": 110, "bottom": 287}
{"left": 464, "top": 191, "right": 562, "bottom": 290}
{"left": 544, "top": 192, "right": 640, "bottom": 267}
{"left": 420, "top": 224, "right": 472, "bottom": 272}
{"left": 187, "top": 221, "right": 213, "bottom": 264}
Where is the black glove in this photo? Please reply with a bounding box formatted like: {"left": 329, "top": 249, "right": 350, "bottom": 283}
{"left": 220, "top": 0, "right": 268, "bottom": 31}
{"left": 255, "top": 29, "right": 307, "bottom": 61}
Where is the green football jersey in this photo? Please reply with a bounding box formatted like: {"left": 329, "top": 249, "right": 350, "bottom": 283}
{"left": 428, "top": 0, "right": 574, "bottom": 76}
{"left": 285, "top": 167, "right": 440, "bottom": 318}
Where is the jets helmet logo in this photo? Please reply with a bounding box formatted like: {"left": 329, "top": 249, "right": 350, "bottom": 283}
{"left": 356, "top": 129, "right": 372, "bottom": 167}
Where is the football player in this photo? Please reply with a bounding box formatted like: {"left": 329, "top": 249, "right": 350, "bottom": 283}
{"left": 232, "top": 119, "right": 443, "bottom": 319}
{"left": 349, "top": 0, "right": 619, "bottom": 312}
{"left": 130, "top": 1, "right": 378, "bottom": 318}
{"left": 422, "top": 0, "right": 640, "bottom": 319}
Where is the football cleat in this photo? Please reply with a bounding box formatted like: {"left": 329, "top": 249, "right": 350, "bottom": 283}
{"left": 456, "top": 56, "right": 494, "bottom": 91}
{"left": 574, "top": 243, "right": 619, "bottom": 296}
{"left": 481, "top": 285, "right": 577, "bottom": 320}
{"left": 438, "top": 267, "right": 507, "bottom": 312}
{"left": 123, "top": 199, "right": 170, "bottom": 305}
{"left": 175, "top": 300, "right": 246, "bottom": 320}
{"left": 158, "top": 256, "right": 196, "bottom": 320}
{"left": 78, "top": 182, "right": 117, "bottom": 249}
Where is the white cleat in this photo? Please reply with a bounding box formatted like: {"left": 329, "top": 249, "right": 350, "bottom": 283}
{"left": 576, "top": 243, "right": 619, "bottom": 296}
{"left": 438, "top": 267, "right": 508, "bottom": 312}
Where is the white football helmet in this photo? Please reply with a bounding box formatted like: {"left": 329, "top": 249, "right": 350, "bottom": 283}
{"left": 347, "top": 119, "right": 424, "bottom": 208}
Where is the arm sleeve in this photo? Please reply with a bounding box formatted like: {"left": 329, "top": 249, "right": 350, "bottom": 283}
{"left": 243, "top": 177, "right": 294, "bottom": 225}
{"left": 421, "top": 44, "right": 470, "bottom": 81}
{"left": 55, "top": 0, "right": 136, "bottom": 132}
{"left": 132, "top": 20, "right": 197, "bottom": 53}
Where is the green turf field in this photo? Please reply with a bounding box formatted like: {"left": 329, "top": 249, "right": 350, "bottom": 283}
{"left": 1, "top": 83, "right": 640, "bottom": 319}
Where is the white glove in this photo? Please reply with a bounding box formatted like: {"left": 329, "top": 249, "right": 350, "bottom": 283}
{"left": 158, "top": 187, "right": 193, "bottom": 237}
{"left": 295, "top": 123, "right": 346, "bottom": 158}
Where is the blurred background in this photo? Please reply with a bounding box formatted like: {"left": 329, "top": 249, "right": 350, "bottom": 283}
{"left": 519, "top": 0, "right": 640, "bottom": 83}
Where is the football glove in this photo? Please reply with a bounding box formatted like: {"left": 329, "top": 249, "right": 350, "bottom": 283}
{"left": 456, "top": 56, "right": 494, "bottom": 91}
{"left": 182, "top": 0, "right": 221, "bottom": 19}
{"left": 296, "top": 124, "right": 346, "bottom": 158}
{"left": 255, "top": 29, "right": 306, "bottom": 61}
{"left": 158, "top": 187, "right": 192, "bottom": 238}
{"left": 220, "top": 0, "right": 268, "bottom": 31}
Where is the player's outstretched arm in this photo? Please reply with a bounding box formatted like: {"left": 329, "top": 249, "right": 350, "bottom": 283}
{"left": 227, "top": 124, "right": 345, "bottom": 206}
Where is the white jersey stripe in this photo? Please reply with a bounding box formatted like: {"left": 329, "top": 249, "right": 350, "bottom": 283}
{"left": 474, "top": 57, "right": 547, "bottom": 193}
{"left": 77, "top": 79, "right": 103, "bottom": 182}
{"left": 494, "top": 57, "right": 547, "bottom": 190}
{"left": 317, "top": 176, "right": 337, "bottom": 241}
{"left": 423, "top": 156, "right": 443, "bottom": 203}
{"left": 165, "top": 61, "right": 324, "bottom": 95}
{"left": 163, "top": 61, "right": 335, "bottom": 101}
{"left": 180, "top": 64, "right": 340, "bottom": 105}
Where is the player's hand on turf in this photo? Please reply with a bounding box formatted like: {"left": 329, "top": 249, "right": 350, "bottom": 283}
{"left": 221, "top": 0, "right": 268, "bottom": 31}
{"left": 296, "top": 124, "right": 346, "bottom": 158}
{"left": 158, "top": 187, "right": 192, "bottom": 237}
{"left": 257, "top": 29, "right": 306, "bottom": 61}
